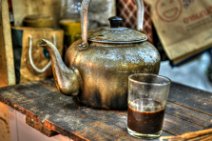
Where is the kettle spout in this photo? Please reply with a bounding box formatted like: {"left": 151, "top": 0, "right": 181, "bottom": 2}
{"left": 39, "top": 39, "right": 81, "bottom": 96}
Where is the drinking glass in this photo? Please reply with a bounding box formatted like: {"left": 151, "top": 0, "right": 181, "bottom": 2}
{"left": 127, "top": 73, "right": 171, "bottom": 139}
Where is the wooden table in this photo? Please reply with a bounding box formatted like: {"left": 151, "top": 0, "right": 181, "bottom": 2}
{"left": 0, "top": 80, "right": 211, "bottom": 141}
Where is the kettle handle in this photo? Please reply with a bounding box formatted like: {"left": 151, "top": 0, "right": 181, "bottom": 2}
{"left": 81, "top": 0, "right": 144, "bottom": 45}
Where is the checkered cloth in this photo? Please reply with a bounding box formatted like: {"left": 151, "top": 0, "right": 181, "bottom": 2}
{"left": 116, "top": 0, "right": 153, "bottom": 43}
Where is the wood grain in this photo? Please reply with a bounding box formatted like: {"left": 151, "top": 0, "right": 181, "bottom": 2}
{"left": 166, "top": 102, "right": 211, "bottom": 128}
{"left": 169, "top": 83, "right": 212, "bottom": 114}
{"left": 0, "top": 80, "right": 211, "bottom": 141}
{"left": 0, "top": 0, "right": 15, "bottom": 87}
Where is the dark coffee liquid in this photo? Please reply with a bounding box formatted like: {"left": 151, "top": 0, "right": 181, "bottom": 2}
{"left": 128, "top": 99, "right": 165, "bottom": 134}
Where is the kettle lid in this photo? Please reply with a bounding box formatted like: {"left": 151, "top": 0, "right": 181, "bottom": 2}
{"left": 88, "top": 16, "right": 147, "bottom": 44}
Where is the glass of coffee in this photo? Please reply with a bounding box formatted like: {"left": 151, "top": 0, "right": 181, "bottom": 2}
{"left": 127, "top": 73, "right": 171, "bottom": 139}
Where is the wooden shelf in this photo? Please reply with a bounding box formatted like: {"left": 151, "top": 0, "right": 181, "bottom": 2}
{"left": 0, "top": 79, "right": 211, "bottom": 140}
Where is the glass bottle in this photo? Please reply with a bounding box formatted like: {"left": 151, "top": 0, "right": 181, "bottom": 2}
{"left": 60, "top": 0, "right": 82, "bottom": 48}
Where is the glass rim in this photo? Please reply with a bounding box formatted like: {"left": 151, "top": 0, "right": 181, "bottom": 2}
{"left": 128, "top": 73, "right": 171, "bottom": 86}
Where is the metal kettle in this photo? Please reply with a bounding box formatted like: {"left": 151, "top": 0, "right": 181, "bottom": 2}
{"left": 39, "top": 0, "right": 160, "bottom": 109}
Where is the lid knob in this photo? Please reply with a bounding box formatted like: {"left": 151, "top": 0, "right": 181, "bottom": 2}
{"left": 108, "top": 16, "right": 123, "bottom": 28}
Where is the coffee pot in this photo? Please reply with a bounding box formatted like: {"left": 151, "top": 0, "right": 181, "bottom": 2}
{"left": 38, "top": 0, "right": 160, "bottom": 109}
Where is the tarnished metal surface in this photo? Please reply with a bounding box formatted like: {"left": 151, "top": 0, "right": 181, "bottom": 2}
{"left": 39, "top": 0, "right": 160, "bottom": 109}
{"left": 89, "top": 27, "right": 147, "bottom": 44}
{"left": 39, "top": 39, "right": 81, "bottom": 96}
{"left": 66, "top": 40, "right": 160, "bottom": 109}
{"left": 41, "top": 38, "right": 160, "bottom": 109}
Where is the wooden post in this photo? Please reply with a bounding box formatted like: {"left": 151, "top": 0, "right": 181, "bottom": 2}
{"left": 0, "top": 0, "right": 15, "bottom": 87}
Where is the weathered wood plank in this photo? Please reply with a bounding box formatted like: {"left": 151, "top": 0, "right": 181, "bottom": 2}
{"left": 26, "top": 112, "right": 57, "bottom": 137}
{"left": 0, "top": 80, "right": 211, "bottom": 140}
{"left": 163, "top": 114, "right": 202, "bottom": 135}
{"left": 166, "top": 102, "right": 212, "bottom": 128}
{"left": 0, "top": 0, "right": 15, "bottom": 87}
{"left": 169, "top": 83, "right": 212, "bottom": 114}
